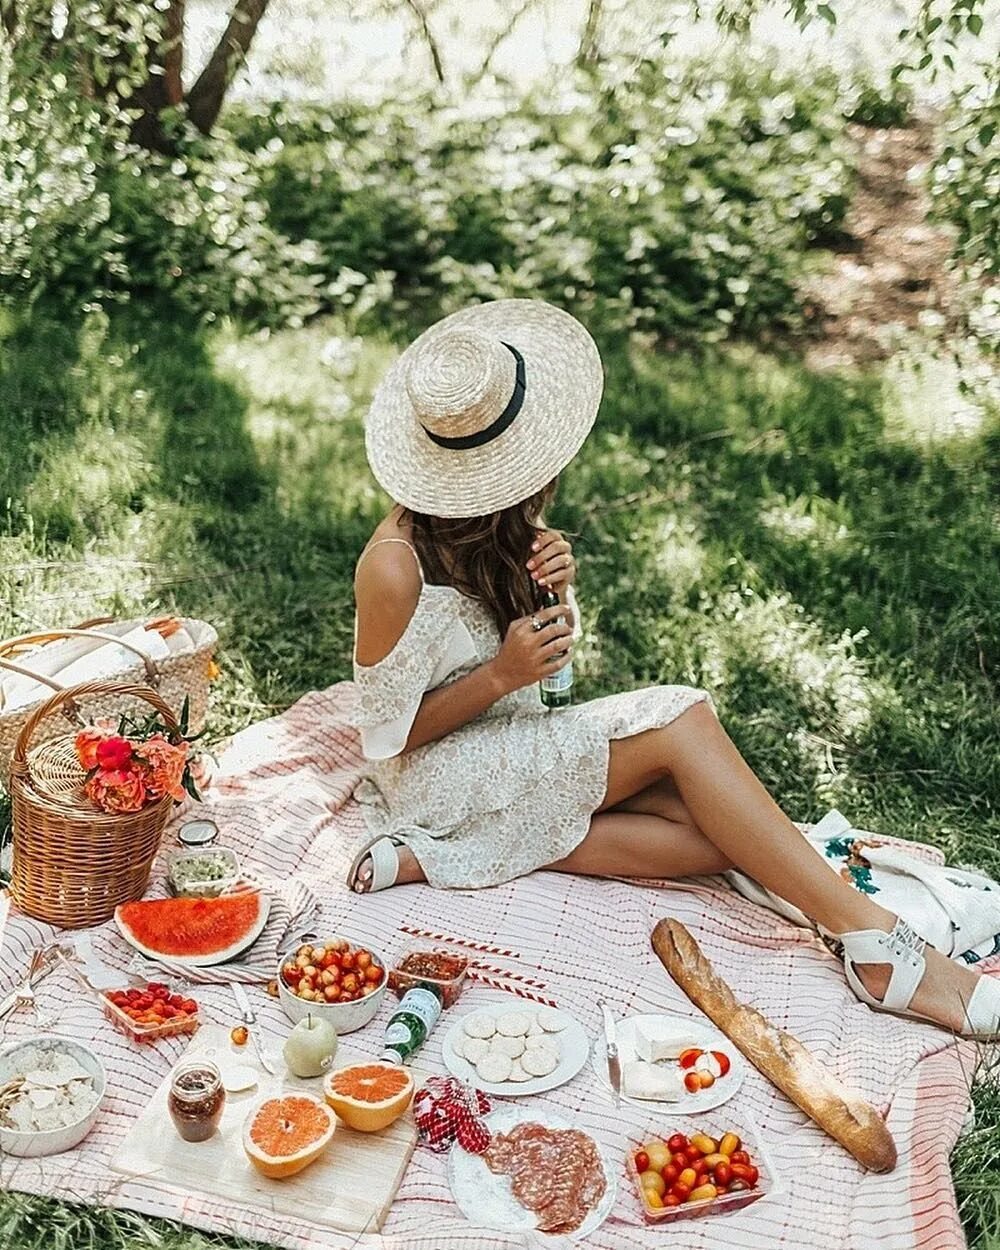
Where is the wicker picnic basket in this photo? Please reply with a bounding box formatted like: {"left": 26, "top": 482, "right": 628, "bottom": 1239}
{"left": 8, "top": 680, "right": 179, "bottom": 929}
{"left": 0, "top": 616, "right": 217, "bottom": 786}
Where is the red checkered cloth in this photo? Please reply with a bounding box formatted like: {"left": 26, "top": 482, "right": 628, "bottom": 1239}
{"left": 0, "top": 681, "right": 990, "bottom": 1249}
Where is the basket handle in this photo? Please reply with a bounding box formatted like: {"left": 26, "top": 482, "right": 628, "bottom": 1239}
{"left": 0, "top": 629, "right": 160, "bottom": 685}
{"left": 12, "top": 680, "right": 182, "bottom": 769}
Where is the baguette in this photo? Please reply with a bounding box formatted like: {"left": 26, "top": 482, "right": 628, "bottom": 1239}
{"left": 651, "top": 917, "right": 897, "bottom": 1172}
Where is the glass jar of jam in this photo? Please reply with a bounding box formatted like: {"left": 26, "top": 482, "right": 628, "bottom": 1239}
{"left": 168, "top": 1060, "right": 226, "bottom": 1142}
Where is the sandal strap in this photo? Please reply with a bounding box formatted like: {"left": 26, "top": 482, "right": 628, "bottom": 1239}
{"left": 842, "top": 918, "right": 927, "bottom": 1013}
{"left": 365, "top": 837, "right": 400, "bottom": 892}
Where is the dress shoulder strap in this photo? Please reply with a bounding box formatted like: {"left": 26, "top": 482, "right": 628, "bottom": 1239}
{"left": 356, "top": 537, "right": 424, "bottom": 581}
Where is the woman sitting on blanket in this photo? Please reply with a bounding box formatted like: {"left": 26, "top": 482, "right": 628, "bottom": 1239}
{"left": 349, "top": 298, "right": 999, "bottom": 1040}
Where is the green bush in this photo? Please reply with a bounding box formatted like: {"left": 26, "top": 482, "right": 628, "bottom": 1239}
{"left": 235, "top": 54, "right": 855, "bottom": 343}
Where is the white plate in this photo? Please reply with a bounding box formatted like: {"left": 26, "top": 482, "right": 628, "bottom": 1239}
{"left": 442, "top": 1005, "right": 589, "bottom": 1098}
{"left": 448, "top": 1104, "right": 617, "bottom": 1242}
{"left": 591, "top": 1013, "right": 745, "bottom": 1113}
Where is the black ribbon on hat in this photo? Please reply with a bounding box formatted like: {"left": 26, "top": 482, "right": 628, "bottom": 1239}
{"left": 421, "top": 342, "right": 525, "bottom": 451}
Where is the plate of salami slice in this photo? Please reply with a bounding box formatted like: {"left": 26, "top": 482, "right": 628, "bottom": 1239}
{"left": 448, "top": 1104, "right": 617, "bottom": 1240}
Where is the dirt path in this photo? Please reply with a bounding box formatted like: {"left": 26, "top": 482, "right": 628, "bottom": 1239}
{"left": 803, "top": 121, "right": 960, "bottom": 369}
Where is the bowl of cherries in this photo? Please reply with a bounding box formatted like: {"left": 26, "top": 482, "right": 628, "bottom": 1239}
{"left": 277, "top": 937, "right": 386, "bottom": 1033}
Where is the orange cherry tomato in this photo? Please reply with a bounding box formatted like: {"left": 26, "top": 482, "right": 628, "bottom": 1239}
{"left": 678, "top": 1048, "right": 703, "bottom": 1069}
{"left": 231, "top": 1025, "right": 249, "bottom": 1047}
{"left": 683, "top": 1071, "right": 702, "bottom": 1093}
{"left": 667, "top": 1133, "right": 689, "bottom": 1152}
{"left": 712, "top": 1051, "right": 732, "bottom": 1077}
{"left": 634, "top": 1150, "right": 649, "bottom": 1173}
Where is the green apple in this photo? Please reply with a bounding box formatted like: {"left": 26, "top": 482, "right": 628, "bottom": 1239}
{"left": 283, "top": 1013, "right": 338, "bottom": 1078}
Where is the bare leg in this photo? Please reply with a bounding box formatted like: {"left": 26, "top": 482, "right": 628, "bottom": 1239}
{"left": 550, "top": 811, "right": 730, "bottom": 878}
{"left": 558, "top": 703, "right": 986, "bottom": 1031}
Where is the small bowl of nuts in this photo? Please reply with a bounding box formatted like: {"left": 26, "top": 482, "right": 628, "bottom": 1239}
{"left": 276, "top": 938, "right": 386, "bottom": 1033}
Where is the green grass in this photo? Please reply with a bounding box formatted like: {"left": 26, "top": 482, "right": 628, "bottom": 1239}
{"left": 1, "top": 300, "right": 998, "bottom": 1247}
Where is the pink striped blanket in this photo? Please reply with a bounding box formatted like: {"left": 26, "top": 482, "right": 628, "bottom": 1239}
{"left": 0, "top": 683, "right": 986, "bottom": 1249}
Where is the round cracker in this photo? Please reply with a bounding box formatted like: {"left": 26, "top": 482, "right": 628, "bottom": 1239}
{"left": 507, "top": 1059, "right": 531, "bottom": 1083}
{"left": 539, "top": 1010, "right": 571, "bottom": 1033}
{"left": 463, "top": 1012, "right": 496, "bottom": 1039}
{"left": 491, "top": 1033, "right": 525, "bottom": 1059}
{"left": 521, "top": 1046, "right": 558, "bottom": 1077}
{"left": 496, "top": 1011, "right": 531, "bottom": 1037}
{"left": 462, "top": 1036, "right": 490, "bottom": 1065}
{"left": 527, "top": 1018, "right": 545, "bottom": 1036}
{"left": 476, "top": 1052, "right": 512, "bottom": 1083}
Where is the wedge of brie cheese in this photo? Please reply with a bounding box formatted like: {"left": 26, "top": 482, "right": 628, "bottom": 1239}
{"left": 633, "top": 1017, "right": 696, "bottom": 1064}
{"left": 622, "top": 1059, "right": 684, "bottom": 1102}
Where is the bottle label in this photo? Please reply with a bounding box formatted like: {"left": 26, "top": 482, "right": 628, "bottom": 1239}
{"left": 384, "top": 1021, "right": 414, "bottom": 1047}
{"left": 397, "top": 987, "right": 442, "bottom": 1033}
{"left": 541, "top": 663, "right": 573, "bottom": 694}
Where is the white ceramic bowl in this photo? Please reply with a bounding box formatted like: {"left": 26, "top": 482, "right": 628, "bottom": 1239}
{"left": 0, "top": 1034, "right": 106, "bottom": 1157}
{"left": 276, "top": 937, "right": 387, "bottom": 1034}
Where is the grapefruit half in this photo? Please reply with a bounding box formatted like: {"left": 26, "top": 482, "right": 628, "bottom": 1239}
{"left": 323, "top": 1062, "right": 414, "bottom": 1132}
{"left": 242, "top": 1093, "right": 336, "bottom": 1179}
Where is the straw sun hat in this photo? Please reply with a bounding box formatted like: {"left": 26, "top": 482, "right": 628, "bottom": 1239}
{"left": 364, "top": 299, "right": 604, "bottom": 517}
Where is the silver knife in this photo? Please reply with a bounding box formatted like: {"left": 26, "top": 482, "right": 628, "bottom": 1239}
{"left": 597, "top": 999, "right": 621, "bottom": 1107}
{"left": 231, "top": 982, "right": 277, "bottom": 1075}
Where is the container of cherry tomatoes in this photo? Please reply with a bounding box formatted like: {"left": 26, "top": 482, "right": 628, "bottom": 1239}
{"left": 627, "top": 1115, "right": 779, "bottom": 1225}
{"left": 100, "top": 981, "right": 201, "bottom": 1043}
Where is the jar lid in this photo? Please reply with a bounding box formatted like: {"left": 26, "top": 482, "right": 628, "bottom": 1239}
{"left": 177, "top": 819, "right": 219, "bottom": 847}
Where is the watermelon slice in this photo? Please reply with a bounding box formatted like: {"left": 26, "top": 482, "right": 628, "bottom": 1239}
{"left": 115, "top": 892, "right": 270, "bottom": 966}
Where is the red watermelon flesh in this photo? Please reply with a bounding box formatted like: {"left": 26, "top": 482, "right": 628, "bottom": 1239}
{"left": 114, "top": 892, "right": 270, "bottom": 966}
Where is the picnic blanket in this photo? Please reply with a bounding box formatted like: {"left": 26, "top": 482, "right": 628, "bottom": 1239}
{"left": 0, "top": 681, "right": 989, "bottom": 1250}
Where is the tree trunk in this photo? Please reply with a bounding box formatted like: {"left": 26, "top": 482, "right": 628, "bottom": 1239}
{"left": 577, "top": 0, "right": 604, "bottom": 66}
{"left": 186, "top": 0, "right": 270, "bottom": 135}
{"left": 129, "top": 0, "right": 185, "bottom": 153}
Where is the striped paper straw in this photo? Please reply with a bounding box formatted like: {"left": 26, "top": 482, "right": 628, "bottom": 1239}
{"left": 466, "top": 969, "right": 559, "bottom": 1008}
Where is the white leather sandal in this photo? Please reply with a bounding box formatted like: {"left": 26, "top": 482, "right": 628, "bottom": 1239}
{"left": 840, "top": 917, "right": 1000, "bottom": 1038}
{"left": 347, "top": 837, "right": 401, "bottom": 894}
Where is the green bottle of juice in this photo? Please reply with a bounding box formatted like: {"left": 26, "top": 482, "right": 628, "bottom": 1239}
{"left": 380, "top": 985, "right": 443, "bottom": 1064}
{"left": 538, "top": 589, "right": 573, "bottom": 709}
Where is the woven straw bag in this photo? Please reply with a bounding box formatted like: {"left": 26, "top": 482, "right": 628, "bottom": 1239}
{"left": 9, "top": 680, "right": 180, "bottom": 929}
{"left": 0, "top": 616, "right": 216, "bottom": 787}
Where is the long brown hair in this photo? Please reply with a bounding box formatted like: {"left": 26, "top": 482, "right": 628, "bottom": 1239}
{"left": 405, "top": 478, "right": 558, "bottom": 635}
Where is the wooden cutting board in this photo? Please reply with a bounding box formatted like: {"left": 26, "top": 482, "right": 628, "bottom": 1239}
{"left": 110, "top": 1024, "right": 419, "bottom": 1235}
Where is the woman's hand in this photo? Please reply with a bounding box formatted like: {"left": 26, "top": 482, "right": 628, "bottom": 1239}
{"left": 488, "top": 602, "right": 574, "bottom": 694}
{"left": 527, "top": 529, "right": 576, "bottom": 591}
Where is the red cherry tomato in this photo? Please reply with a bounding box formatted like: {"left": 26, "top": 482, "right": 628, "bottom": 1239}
{"left": 661, "top": 1164, "right": 679, "bottom": 1185}
{"left": 711, "top": 1050, "right": 731, "bottom": 1077}
{"left": 683, "top": 1071, "right": 702, "bottom": 1094}
{"left": 685, "top": 1145, "right": 702, "bottom": 1164}
{"left": 713, "top": 1162, "right": 732, "bottom": 1188}
{"left": 634, "top": 1150, "right": 649, "bottom": 1173}
{"left": 667, "top": 1133, "right": 689, "bottom": 1152}
{"left": 671, "top": 1182, "right": 692, "bottom": 1202}
{"left": 730, "top": 1150, "right": 751, "bottom": 1166}
{"left": 729, "top": 1163, "right": 758, "bottom": 1186}
{"left": 678, "top": 1048, "right": 703, "bottom": 1069}
{"left": 671, "top": 1152, "right": 689, "bottom": 1170}
{"left": 663, "top": 1193, "right": 681, "bottom": 1207}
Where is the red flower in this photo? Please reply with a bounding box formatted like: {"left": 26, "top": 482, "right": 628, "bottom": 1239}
{"left": 85, "top": 766, "right": 148, "bottom": 814}
{"left": 96, "top": 735, "right": 133, "bottom": 770}
{"left": 75, "top": 727, "right": 109, "bottom": 772}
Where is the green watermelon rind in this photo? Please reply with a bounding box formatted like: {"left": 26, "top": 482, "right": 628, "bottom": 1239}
{"left": 114, "top": 893, "right": 271, "bottom": 966}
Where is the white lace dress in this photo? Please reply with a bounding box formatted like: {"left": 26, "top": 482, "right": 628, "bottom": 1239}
{"left": 351, "top": 541, "right": 709, "bottom": 888}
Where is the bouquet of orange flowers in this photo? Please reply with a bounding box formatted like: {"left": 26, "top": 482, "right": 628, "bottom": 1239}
{"left": 74, "top": 698, "right": 202, "bottom": 815}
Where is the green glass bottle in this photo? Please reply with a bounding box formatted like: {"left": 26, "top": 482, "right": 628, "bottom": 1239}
{"left": 538, "top": 589, "right": 573, "bottom": 708}
{"left": 380, "top": 984, "right": 443, "bottom": 1064}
